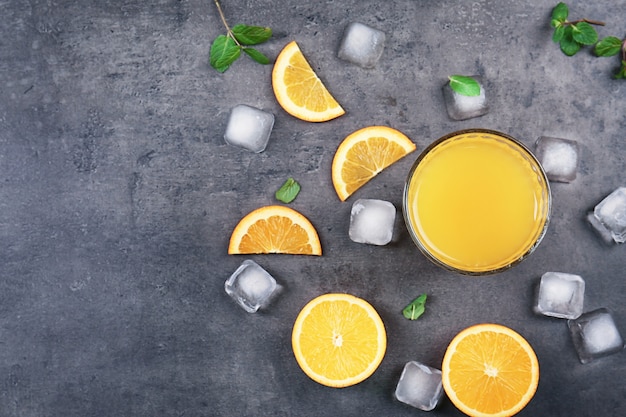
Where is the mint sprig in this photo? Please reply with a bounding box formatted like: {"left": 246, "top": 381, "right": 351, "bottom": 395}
{"left": 550, "top": 2, "right": 603, "bottom": 56}
{"left": 210, "top": 0, "right": 272, "bottom": 72}
{"left": 550, "top": 3, "right": 626, "bottom": 79}
{"left": 275, "top": 178, "right": 301, "bottom": 203}
{"left": 402, "top": 294, "right": 427, "bottom": 320}
{"left": 448, "top": 75, "right": 481, "bottom": 97}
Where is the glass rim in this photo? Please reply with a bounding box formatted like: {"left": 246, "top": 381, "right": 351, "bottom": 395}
{"left": 402, "top": 128, "right": 552, "bottom": 276}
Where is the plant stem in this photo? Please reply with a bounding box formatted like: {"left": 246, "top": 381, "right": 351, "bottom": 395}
{"left": 566, "top": 18, "right": 605, "bottom": 26}
{"left": 213, "top": 0, "right": 241, "bottom": 46}
{"left": 581, "top": 18, "right": 605, "bottom": 26}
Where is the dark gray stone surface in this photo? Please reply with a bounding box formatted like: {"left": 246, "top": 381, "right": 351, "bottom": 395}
{"left": 1, "top": 0, "right": 625, "bottom": 416}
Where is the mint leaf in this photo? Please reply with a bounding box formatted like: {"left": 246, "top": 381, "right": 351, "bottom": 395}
{"left": 232, "top": 24, "right": 272, "bottom": 45}
{"left": 243, "top": 47, "right": 270, "bottom": 65}
{"left": 448, "top": 75, "right": 481, "bottom": 96}
{"left": 551, "top": 2, "right": 568, "bottom": 21}
{"left": 560, "top": 26, "right": 581, "bottom": 56}
{"left": 615, "top": 61, "right": 626, "bottom": 79}
{"left": 402, "top": 294, "right": 427, "bottom": 320}
{"left": 275, "top": 178, "right": 301, "bottom": 203}
{"left": 552, "top": 25, "right": 565, "bottom": 43}
{"left": 595, "top": 36, "right": 622, "bottom": 57}
{"left": 210, "top": 35, "right": 241, "bottom": 72}
{"left": 571, "top": 22, "right": 598, "bottom": 45}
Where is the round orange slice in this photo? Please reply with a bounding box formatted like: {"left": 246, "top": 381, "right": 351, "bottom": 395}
{"left": 272, "top": 40, "right": 345, "bottom": 122}
{"left": 292, "top": 293, "right": 387, "bottom": 387}
{"left": 331, "top": 126, "right": 416, "bottom": 201}
{"left": 442, "top": 323, "right": 540, "bottom": 417}
{"left": 228, "top": 205, "right": 321, "bottom": 255}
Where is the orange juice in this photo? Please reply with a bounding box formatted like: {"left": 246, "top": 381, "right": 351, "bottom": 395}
{"left": 403, "top": 130, "right": 550, "bottom": 274}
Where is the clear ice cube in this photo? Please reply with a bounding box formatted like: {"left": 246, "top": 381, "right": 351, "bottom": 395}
{"left": 224, "top": 104, "right": 274, "bottom": 153}
{"left": 442, "top": 75, "right": 488, "bottom": 120}
{"left": 349, "top": 198, "right": 396, "bottom": 245}
{"left": 337, "top": 22, "right": 386, "bottom": 69}
{"left": 225, "top": 260, "right": 278, "bottom": 313}
{"left": 586, "top": 211, "right": 615, "bottom": 245}
{"left": 592, "top": 187, "right": 626, "bottom": 244}
{"left": 534, "top": 136, "right": 579, "bottom": 183}
{"left": 534, "top": 272, "right": 585, "bottom": 319}
{"left": 394, "top": 361, "right": 444, "bottom": 411}
{"left": 568, "top": 308, "right": 625, "bottom": 364}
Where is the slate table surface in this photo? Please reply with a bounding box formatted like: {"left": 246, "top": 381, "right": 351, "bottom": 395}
{"left": 1, "top": 0, "right": 625, "bottom": 416}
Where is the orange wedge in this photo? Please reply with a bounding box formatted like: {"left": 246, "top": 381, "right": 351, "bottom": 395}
{"left": 292, "top": 293, "right": 387, "bottom": 387}
{"left": 442, "top": 323, "right": 540, "bottom": 417}
{"left": 331, "top": 126, "right": 416, "bottom": 201}
{"left": 228, "top": 205, "right": 321, "bottom": 255}
{"left": 272, "top": 41, "right": 345, "bottom": 122}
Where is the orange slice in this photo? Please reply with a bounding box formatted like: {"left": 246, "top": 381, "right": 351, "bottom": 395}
{"left": 292, "top": 293, "right": 387, "bottom": 387}
{"left": 272, "top": 40, "right": 345, "bottom": 122}
{"left": 331, "top": 126, "right": 416, "bottom": 201}
{"left": 228, "top": 205, "right": 321, "bottom": 255}
{"left": 442, "top": 323, "right": 540, "bottom": 417}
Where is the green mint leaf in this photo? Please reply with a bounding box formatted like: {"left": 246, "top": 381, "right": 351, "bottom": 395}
{"left": 210, "top": 35, "right": 241, "bottom": 72}
{"left": 243, "top": 47, "right": 270, "bottom": 65}
{"left": 559, "top": 26, "right": 581, "bottom": 56}
{"left": 232, "top": 24, "right": 272, "bottom": 45}
{"left": 275, "top": 177, "right": 301, "bottom": 203}
{"left": 615, "top": 61, "right": 626, "bottom": 79}
{"left": 448, "top": 75, "right": 481, "bottom": 96}
{"left": 571, "top": 22, "right": 598, "bottom": 45}
{"left": 552, "top": 25, "right": 565, "bottom": 43}
{"left": 551, "top": 2, "right": 568, "bottom": 21}
{"left": 402, "top": 294, "right": 427, "bottom": 320}
{"left": 595, "top": 36, "right": 622, "bottom": 57}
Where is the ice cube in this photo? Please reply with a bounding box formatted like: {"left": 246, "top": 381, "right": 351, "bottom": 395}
{"left": 442, "top": 75, "right": 488, "bottom": 120}
{"left": 394, "top": 361, "right": 444, "bottom": 411}
{"left": 224, "top": 104, "right": 274, "bottom": 153}
{"left": 592, "top": 187, "right": 626, "bottom": 243}
{"left": 534, "top": 136, "right": 579, "bottom": 183}
{"left": 534, "top": 272, "right": 585, "bottom": 319}
{"left": 225, "top": 260, "right": 278, "bottom": 313}
{"left": 568, "top": 308, "right": 625, "bottom": 364}
{"left": 349, "top": 198, "right": 396, "bottom": 245}
{"left": 337, "top": 22, "right": 386, "bottom": 69}
{"left": 586, "top": 211, "right": 615, "bottom": 245}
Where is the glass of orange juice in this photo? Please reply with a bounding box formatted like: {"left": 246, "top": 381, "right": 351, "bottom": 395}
{"left": 403, "top": 129, "right": 551, "bottom": 275}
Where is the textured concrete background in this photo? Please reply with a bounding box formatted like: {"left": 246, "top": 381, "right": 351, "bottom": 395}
{"left": 1, "top": 0, "right": 625, "bottom": 416}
